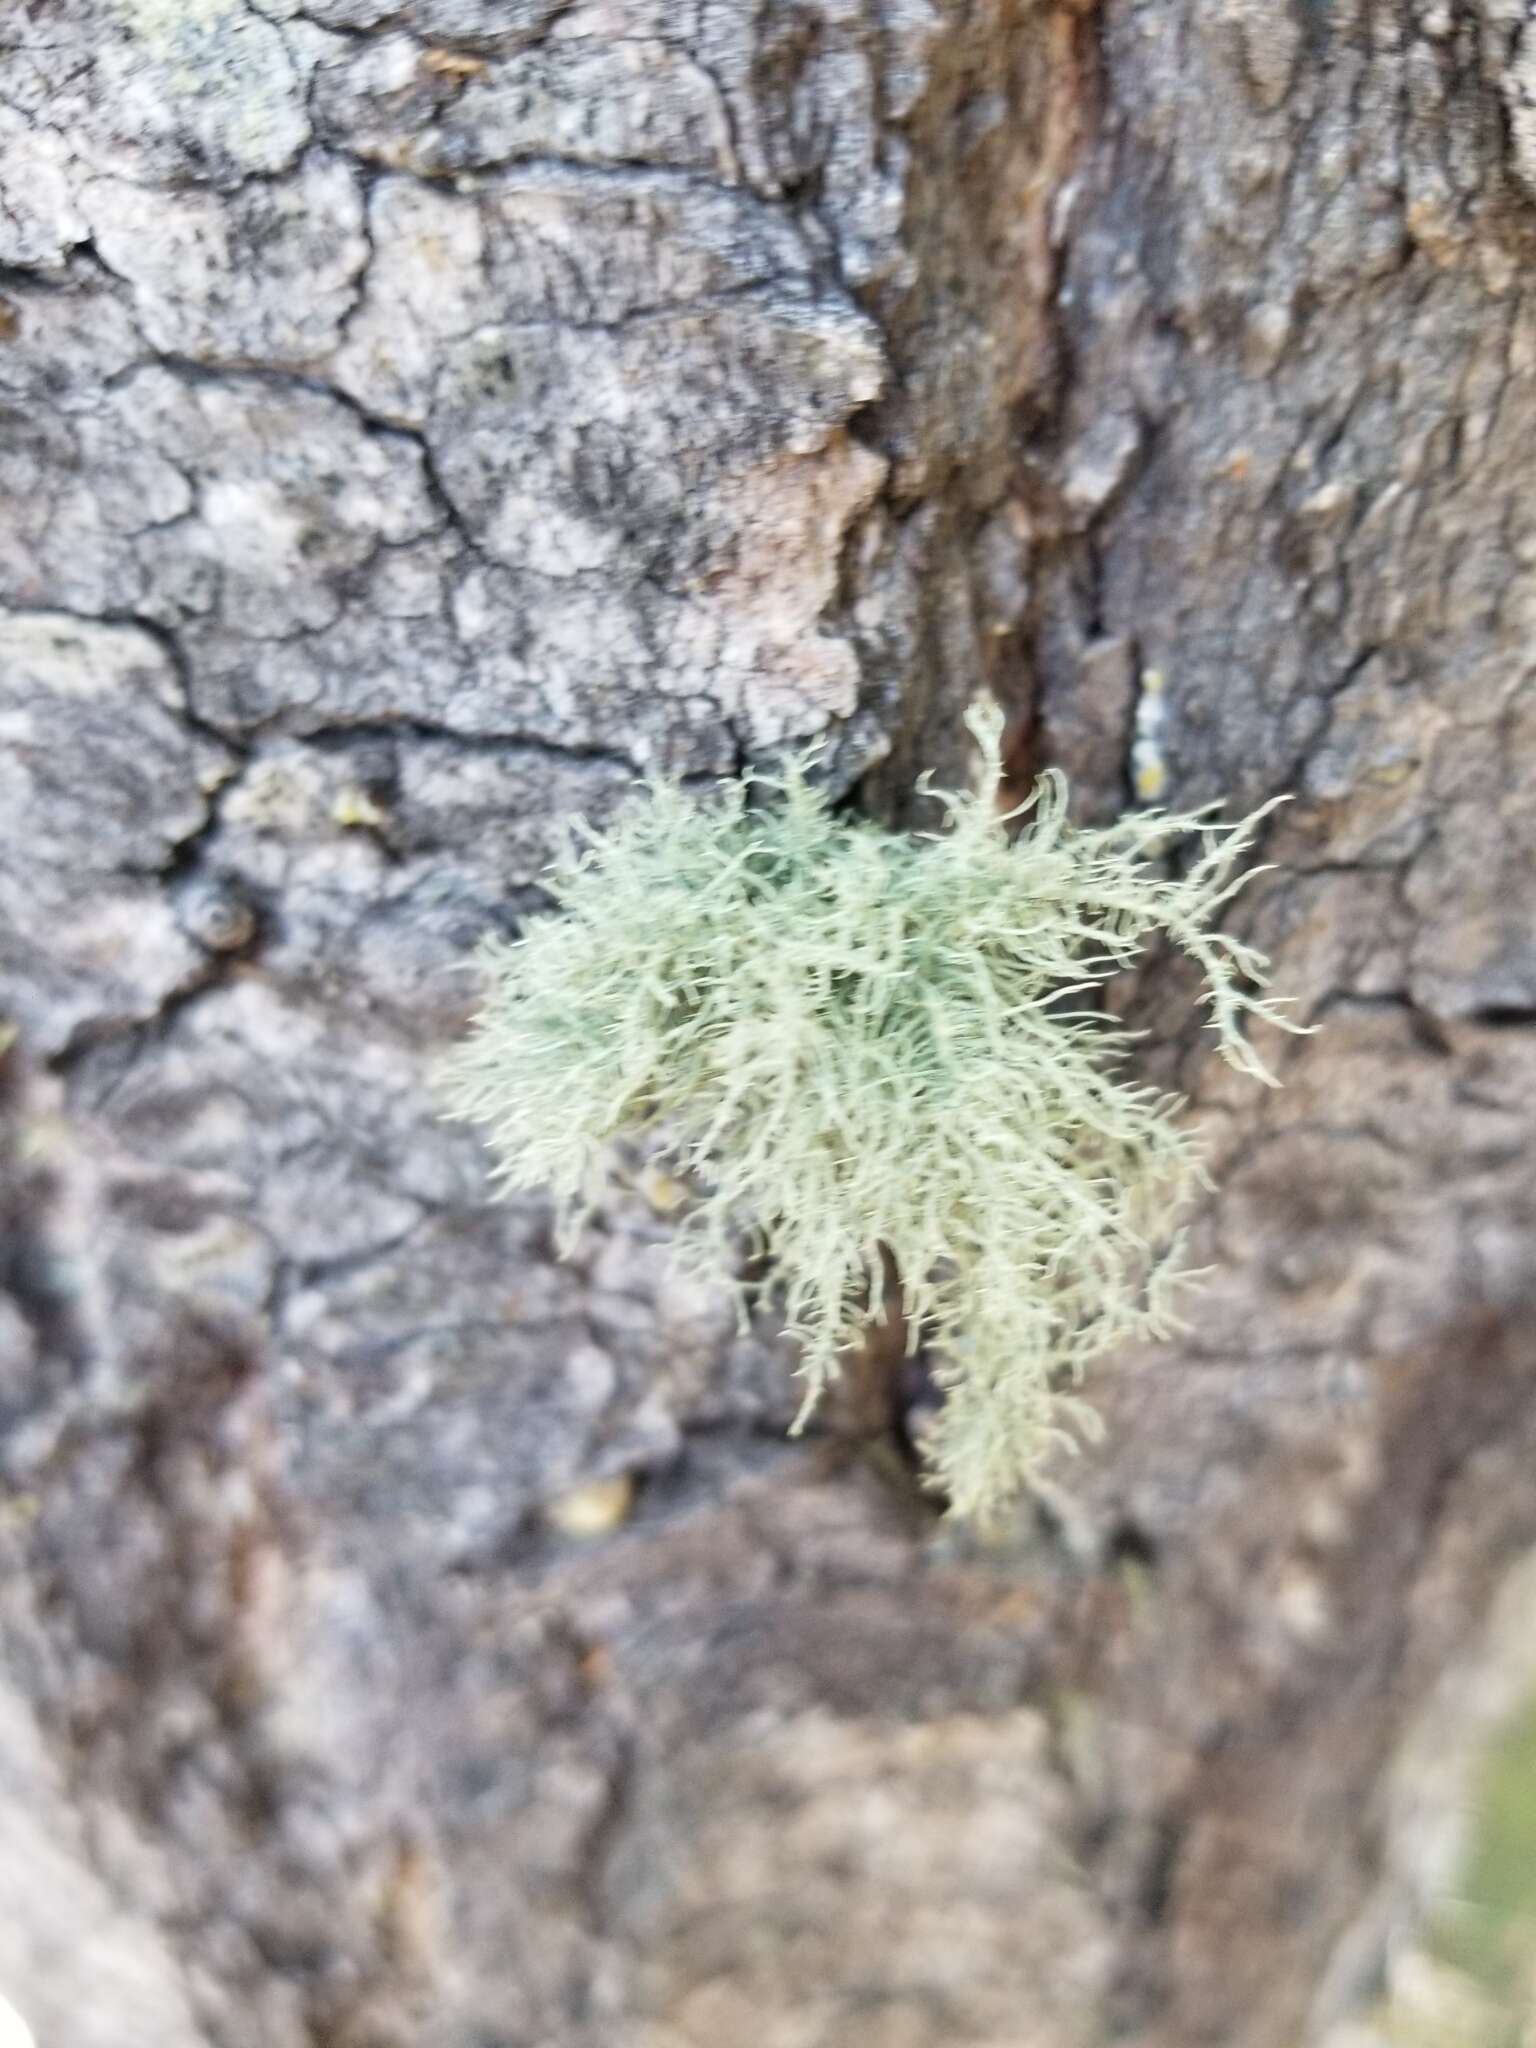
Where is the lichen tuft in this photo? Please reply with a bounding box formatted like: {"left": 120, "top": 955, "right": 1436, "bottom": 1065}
{"left": 438, "top": 703, "right": 1298, "bottom": 1523}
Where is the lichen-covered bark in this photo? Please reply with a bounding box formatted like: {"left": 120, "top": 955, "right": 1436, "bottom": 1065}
{"left": 2, "top": 1, "right": 1536, "bottom": 2045}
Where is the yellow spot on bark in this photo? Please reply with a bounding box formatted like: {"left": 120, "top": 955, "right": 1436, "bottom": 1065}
{"left": 420, "top": 48, "right": 487, "bottom": 78}
{"left": 333, "top": 788, "right": 387, "bottom": 829}
{"left": 638, "top": 1164, "right": 690, "bottom": 1215}
{"left": 545, "top": 1474, "right": 634, "bottom": 1539}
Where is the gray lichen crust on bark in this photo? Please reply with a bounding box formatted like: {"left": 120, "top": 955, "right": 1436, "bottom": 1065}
{"left": 4, "top": 1, "right": 1536, "bottom": 2045}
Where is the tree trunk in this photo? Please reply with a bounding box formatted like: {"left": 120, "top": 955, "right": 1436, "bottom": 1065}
{"left": 3, "top": 3, "right": 1536, "bottom": 2044}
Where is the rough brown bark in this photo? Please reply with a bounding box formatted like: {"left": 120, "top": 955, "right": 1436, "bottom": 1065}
{"left": 3, "top": 2, "right": 1536, "bottom": 2045}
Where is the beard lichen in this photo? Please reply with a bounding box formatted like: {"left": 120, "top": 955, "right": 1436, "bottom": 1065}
{"left": 438, "top": 703, "right": 1297, "bottom": 1524}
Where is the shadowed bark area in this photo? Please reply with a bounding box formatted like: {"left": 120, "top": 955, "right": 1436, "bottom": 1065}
{"left": 2, "top": 2, "right": 1536, "bottom": 2044}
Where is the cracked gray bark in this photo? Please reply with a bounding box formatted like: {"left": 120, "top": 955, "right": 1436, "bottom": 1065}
{"left": 3, "top": 2, "right": 1536, "bottom": 2045}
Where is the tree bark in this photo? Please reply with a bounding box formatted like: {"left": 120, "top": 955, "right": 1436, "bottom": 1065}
{"left": 3, "top": 2, "right": 1536, "bottom": 2045}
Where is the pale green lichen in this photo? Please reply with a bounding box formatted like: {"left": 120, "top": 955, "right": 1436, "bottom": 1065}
{"left": 439, "top": 703, "right": 1298, "bottom": 1523}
